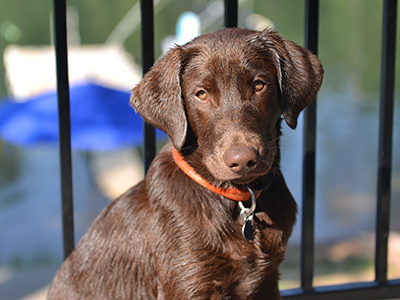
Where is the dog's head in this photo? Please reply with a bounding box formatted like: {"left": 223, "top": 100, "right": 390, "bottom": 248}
{"left": 131, "top": 28, "right": 323, "bottom": 187}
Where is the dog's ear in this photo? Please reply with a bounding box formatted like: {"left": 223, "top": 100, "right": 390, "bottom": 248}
{"left": 261, "top": 30, "right": 324, "bottom": 129}
{"left": 130, "top": 46, "right": 187, "bottom": 150}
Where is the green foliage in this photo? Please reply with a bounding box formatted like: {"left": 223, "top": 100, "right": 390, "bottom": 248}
{"left": 0, "top": 0, "right": 399, "bottom": 98}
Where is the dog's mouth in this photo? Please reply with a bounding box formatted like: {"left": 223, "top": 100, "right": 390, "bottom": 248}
{"left": 225, "top": 168, "right": 271, "bottom": 186}
{"left": 231, "top": 176, "right": 259, "bottom": 185}
{"left": 211, "top": 169, "right": 275, "bottom": 195}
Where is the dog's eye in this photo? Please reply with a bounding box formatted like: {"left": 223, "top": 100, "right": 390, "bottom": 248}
{"left": 253, "top": 81, "right": 265, "bottom": 92}
{"left": 196, "top": 90, "right": 208, "bottom": 101}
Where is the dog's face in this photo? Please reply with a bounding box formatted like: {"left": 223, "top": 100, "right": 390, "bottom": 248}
{"left": 131, "top": 28, "right": 323, "bottom": 187}
{"left": 180, "top": 33, "right": 282, "bottom": 185}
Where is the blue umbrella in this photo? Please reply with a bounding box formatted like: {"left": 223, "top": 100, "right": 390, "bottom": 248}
{"left": 0, "top": 83, "right": 164, "bottom": 150}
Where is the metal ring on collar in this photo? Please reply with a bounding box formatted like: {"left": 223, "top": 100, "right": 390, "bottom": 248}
{"left": 239, "top": 185, "right": 257, "bottom": 218}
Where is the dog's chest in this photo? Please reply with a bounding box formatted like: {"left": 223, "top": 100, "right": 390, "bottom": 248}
{"left": 163, "top": 247, "right": 270, "bottom": 299}
{"left": 157, "top": 212, "right": 284, "bottom": 299}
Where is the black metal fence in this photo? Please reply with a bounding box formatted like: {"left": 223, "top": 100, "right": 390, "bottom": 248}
{"left": 52, "top": 0, "right": 400, "bottom": 299}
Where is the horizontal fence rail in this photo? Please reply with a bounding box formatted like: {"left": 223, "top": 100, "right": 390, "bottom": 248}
{"left": 53, "top": 0, "right": 399, "bottom": 299}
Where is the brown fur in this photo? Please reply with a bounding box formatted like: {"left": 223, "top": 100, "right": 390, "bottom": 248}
{"left": 48, "top": 28, "right": 323, "bottom": 300}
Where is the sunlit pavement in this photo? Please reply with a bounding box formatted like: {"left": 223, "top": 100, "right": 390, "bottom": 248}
{"left": 0, "top": 266, "right": 56, "bottom": 300}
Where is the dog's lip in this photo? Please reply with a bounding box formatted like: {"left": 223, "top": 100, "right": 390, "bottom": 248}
{"left": 230, "top": 176, "right": 259, "bottom": 185}
{"left": 228, "top": 167, "right": 272, "bottom": 186}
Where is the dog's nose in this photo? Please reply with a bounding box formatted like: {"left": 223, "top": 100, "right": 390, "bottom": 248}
{"left": 223, "top": 145, "right": 259, "bottom": 174}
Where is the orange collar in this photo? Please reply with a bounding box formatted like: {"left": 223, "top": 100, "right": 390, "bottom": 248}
{"left": 172, "top": 148, "right": 253, "bottom": 201}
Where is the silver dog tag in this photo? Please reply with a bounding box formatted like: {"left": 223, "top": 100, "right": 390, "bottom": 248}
{"left": 242, "top": 216, "right": 254, "bottom": 241}
{"left": 240, "top": 186, "right": 257, "bottom": 241}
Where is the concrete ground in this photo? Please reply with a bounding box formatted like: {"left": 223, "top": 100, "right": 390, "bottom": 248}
{"left": 1, "top": 232, "right": 399, "bottom": 300}
{"left": 0, "top": 266, "right": 56, "bottom": 300}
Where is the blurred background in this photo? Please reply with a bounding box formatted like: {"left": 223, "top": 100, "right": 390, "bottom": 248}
{"left": 0, "top": 0, "right": 399, "bottom": 299}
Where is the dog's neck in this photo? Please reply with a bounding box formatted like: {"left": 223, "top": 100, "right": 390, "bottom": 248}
{"left": 173, "top": 147, "right": 261, "bottom": 201}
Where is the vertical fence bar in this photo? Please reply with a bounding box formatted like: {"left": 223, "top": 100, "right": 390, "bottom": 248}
{"left": 375, "top": 0, "right": 397, "bottom": 285}
{"left": 140, "top": 0, "right": 156, "bottom": 173}
{"left": 53, "top": 0, "right": 75, "bottom": 260}
{"left": 224, "top": 0, "right": 238, "bottom": 27}
{"left": 301, "top": 0, "right": 319, "bottom": 292}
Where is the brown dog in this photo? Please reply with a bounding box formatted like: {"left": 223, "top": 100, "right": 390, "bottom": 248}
{"left": 48, "top": 28, "right": 323, "bottom": 300}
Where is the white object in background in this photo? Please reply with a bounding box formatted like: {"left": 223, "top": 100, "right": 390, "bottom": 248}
{"left": 3, "top": 44, "right": 141, "bottom": 101}
{"left": 161, "top": 11, "right": 200, "bottom": 55}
